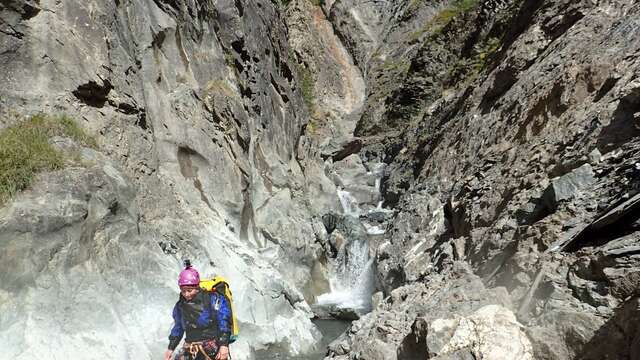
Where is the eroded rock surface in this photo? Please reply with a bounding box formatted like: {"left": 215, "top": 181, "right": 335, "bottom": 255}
{"left": 321, "top": 0, "right": 640, "bottom": 359}
{"left": 0, "top": 0, "right": 335, "bottom": 358}
{"left": 2, "top": 0, "right": 640, "bottom": 358}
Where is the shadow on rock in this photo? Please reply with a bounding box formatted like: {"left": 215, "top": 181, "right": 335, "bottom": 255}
{"left": 576, "top": 297, "right": 640, "bottom": 360}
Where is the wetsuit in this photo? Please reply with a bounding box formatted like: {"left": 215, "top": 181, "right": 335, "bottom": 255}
{"left": 168, "top": 290, "right": 232, "bottom": 359}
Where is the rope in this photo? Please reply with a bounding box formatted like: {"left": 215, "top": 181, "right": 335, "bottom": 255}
{"left": 185, "top": 342, "right": 214, "bottom": 360}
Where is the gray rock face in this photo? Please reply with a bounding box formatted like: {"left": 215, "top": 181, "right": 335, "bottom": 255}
{"left": 543, "top": 163, "right": 596, "bottom": 209}
{"left": 0, "top": 0, "right": 341, "bottom": 358}
{"left": 321, "top": 0, "right": 640, "bottom": 358}
{"left": 328, "top": 0, "right": 388, "bottom": 71}
{"left": 3, "top": 0, "right": 640, "bottom": 358}
{"left": 285, "top": 0, "right": 365, "bottom": 156}
{"left": 326, "top": 263, "right": 514, "bottom": 360}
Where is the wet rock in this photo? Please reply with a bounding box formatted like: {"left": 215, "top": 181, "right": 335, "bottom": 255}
{"left": 330, "top": 154, "right": 379, "bottom": 208}
{"left": 327, "top": 264, "right": 513, "bottom": 359}
{"left": 312, "top": 303, "right": 362, "bottom": 321}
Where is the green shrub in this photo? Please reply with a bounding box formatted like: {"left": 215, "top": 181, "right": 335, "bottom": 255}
{"left": 472, "top": 37, "right": 502, "bottom": 73}
{"left": 298, "top": 66, "right": 315, "bottom": 111}
{"left": 445, "top": 36, "right": 502, "bottom": 88}
{"left": 0, "top": 114, "right": 96, "bottom": 204}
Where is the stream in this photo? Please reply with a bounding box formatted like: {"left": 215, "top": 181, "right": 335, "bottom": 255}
{"left": 254, "top": 319, "right": 351, "bottom": 359}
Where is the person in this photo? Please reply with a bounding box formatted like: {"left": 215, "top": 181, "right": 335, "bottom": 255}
{"left": 163, "top": 263, "right": 231, "bottom": 360}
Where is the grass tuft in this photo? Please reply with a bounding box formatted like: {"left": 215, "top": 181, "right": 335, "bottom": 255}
{"left": 0, "top": 114, "right": 96, "bottom": 204}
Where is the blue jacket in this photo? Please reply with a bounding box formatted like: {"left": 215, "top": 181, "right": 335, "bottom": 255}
{"left": 168, "top": 290, "right": 231, "bottom": 350}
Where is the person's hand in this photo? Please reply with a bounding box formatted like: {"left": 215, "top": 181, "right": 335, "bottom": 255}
{"left": 163, "top": 349, "right": 174, "bottom": 360}
{"left": 216, "top": 345, "right": 229, "bottom": 360}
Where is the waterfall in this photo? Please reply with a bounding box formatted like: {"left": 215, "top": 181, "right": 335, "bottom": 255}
{"left": 316, "top": 230, "right": 374, "bottom": 311}
{"left": 316, "top": 188, "right": 375, "bottom": 313}
{"left": 337, "top": 189, "right": 360, "bottom": 217}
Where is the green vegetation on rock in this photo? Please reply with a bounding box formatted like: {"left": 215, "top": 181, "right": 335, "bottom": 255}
{"left": 409, "top": 0, "right": 480, "bottom": 42}
{"left": 447, "top": 36, "right": 502, "bottom": 85}
{"left": 431, "top": 0, "right": 479, "bottom": 31}
{"left": 0, "top": 114, "right": 96, "bottom": 204}
{"left": 472, "top": 37, "right": 502, "bottom": 73}
{"left": 380, "top": 58, "right": 411, "bottom": 74}
{"left": 298, "top": 65, "right": 315, "bottom": 112}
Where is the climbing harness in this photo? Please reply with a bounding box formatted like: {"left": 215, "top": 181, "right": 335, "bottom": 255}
{"left": 183, "top": 340, "right": 216, "bottom": 360}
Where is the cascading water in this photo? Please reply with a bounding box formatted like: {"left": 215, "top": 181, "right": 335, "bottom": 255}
{"left": 316, "top": 188, "right": 376, "bottom": 314}
{"left": 337, "top": 189, "right": 360, "bottom": 217}
{"left": 316, "top": 221, "right": 375, "bottom": 312}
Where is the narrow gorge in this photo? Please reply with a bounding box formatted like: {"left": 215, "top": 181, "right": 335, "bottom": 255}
{"left": 1, "top": 0, "right": 639, "bottom": 359}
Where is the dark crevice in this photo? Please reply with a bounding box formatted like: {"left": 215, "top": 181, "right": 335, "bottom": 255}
{"left": 21, "top": 2, "right": 40, "bottom": 19}
{"left": 110, "top": 100, "right": 139, "bottom": 115}
{"left": 280, "top": 61, "right": 294, "bottom": 83}
{"left": 380, "top": 174, "right": 409, "bottom": 209}
{"left": 444, "top": 196, "right": 472, "bottom": 239}
{"left": 397, "top": 318, "right": 428, "bottom": 360}
{"left": 540, "top": 4, "right": 586, "bottom": 41}
{"left": 597, "top": 87, "right": 640, "bottom": 153}
{"left": 136, "top": 112, "right": 148, "bottom": 130}
{"left": 412, "top": 142, "right": 429, "bottom": 179}
{"left": 493, "top": 187, "right": 515, "bottom": 221}
{"left": 327, "top": 138, "right": 363, "bottom": 162}
{"left": 239, "top": 185, "right": 254, "bottom": 243}
{"left": 2, "top": 1, "right": 41, "bottom": 20}
{"left": 515, "top": 197, "right": 553, "bottom": 226}
{"left": 72, "top": 80, "right": 114, "bottom": 108}
{"left": 237, "top": 128, "right": 249, "bottom": 153}
{"left": 151, "top": 28, "right": 167, "bottom": 49}
{"left": 270, "top": 75, "right": 289, "bottom": 103}
{"left": 231, "top": 39, "right": 250, "bottom": 62}
{"left": 0, "top": 27, "right": 25, "bottom": 39}
{"left": 593, "top": 76, "right": 620, "bottom": 102}
{"left": 234, "top": 58, "right": 244, "bottom": 74}
{"left": 233, "top": 0, "right": 244, "bottom": 17}
{"left": 240, "top": 83, "right": 254, "bottom": 98}
{"left": 563, "top": 193, "right": 640, "bottom": 252}
{"left": 108, "top": 201, "right": 119, "bottom": 215}
{"left": 480, "top": 65, "right": 518, "bottom": 114}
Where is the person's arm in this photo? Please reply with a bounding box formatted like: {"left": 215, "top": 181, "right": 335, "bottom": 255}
{"left": 212, "top": 293, "right": 232, "bottom": 346}
{"left": 168, "top": 303, "right": 184, "bottom": 352}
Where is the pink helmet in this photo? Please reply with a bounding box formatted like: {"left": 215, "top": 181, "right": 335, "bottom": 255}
{"left": 178, "top": 261, "right": 200, "bottom": 287}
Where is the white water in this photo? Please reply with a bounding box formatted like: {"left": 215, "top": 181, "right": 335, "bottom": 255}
{"left": 363, "top": 223, "right": 386, "bottom": 235}
{"left": 317, "top": 259, "right": 374, "bottom": 311}
{"left": 337, "top": 188, "right": 360, "bottom": 217}
{"left": 316, "top": 189, "right": 375, "bottom": 312}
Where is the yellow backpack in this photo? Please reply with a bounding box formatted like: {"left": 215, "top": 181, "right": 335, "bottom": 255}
{"left": 200, "top": 276, "right": 239, "bottom": 343}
